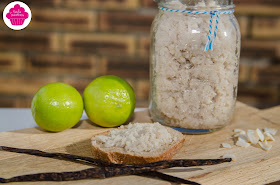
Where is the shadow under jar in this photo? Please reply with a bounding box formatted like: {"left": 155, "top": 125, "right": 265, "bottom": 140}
{"left": 149, "top": 0, "right": 241, "bottom": 134}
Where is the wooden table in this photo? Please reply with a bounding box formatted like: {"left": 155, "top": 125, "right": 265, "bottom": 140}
{"left": 0, "top": 102, "right": 279, "bottom": 185}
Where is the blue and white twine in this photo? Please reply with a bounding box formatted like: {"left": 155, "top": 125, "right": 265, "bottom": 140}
{"left": 158, "top": 6, "right": 235, "bottom": 51}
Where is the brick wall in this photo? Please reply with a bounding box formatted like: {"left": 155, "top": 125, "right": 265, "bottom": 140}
{"left": 0, "top": 0, "right": 279, "bottom": 109}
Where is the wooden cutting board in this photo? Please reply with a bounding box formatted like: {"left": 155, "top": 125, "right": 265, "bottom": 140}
{"left": 0, "top": 102, "right": 279, "bottom": 185}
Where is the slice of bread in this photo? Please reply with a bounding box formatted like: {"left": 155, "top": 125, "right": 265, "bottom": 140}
{"left": 91, "top": 122, "right": 185, "bottom": 165}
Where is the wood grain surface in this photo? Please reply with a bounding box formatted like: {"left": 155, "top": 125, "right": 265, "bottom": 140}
{"left": 0, "top": 102, "right": 279, "bottom": 185}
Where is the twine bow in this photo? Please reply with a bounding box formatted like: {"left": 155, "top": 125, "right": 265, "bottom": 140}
{"left": 204, "top": 10, "right": 219, "bottom": 51}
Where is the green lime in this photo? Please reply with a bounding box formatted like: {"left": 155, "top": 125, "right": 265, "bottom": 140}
{"left": 83, "top": 75, "right": 136, "bottom": 127}
{"left": 31, "top": 82, "right": 83, "bottom": 132}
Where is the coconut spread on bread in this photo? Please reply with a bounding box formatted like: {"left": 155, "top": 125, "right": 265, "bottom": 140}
{"left": 92, "top": 122, "right": 179, "bottom": 154}
{"left": 91, "top": 122, "right": 185, "bottom": 164}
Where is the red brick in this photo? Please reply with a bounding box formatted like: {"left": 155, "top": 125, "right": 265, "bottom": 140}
{"left": 250, "top": 65, "right": 269, "bottom": 84}
{"left": 141, "top": 0, "right": 157, "bottom": 8}
{"left": 0, "top": 96, "right": 17, "bottom": 108}
{"left": 0, "top": 96, "right": 32, "bottom": 108}
{"left": 101, "top": 56, "right": 149, "bottom": 78}
{"left": 30, "top": 9, "right": 97, "bottom": 31}
{"left": 254, "top": 65, "right": 280, "bottom": 85}
{"left": 99, "top": 12, "right": 154, "bottom": 32}
{"left": 136, "top": 100, "right": 149, "bottom": 108}
{"left": 252, "top": 17, "right": 280, "bottom": 39}
{"left": 26, "top": 54, "right": 98, "bottom": 76}
{"left": 0, "top": 76, "right": 57, "bottom": 96}
{"left": 239, "top": 58, "right": 271, "bottom": 84}
{"left": 124, "top": 78, "right": 136, "bottom": 91}
{"left": 101, "top": 57, "right": 149, "bottom": 78}
{"left": 0, "top": 52, "right": 24, "bottom": 72}
{"left": 63, "top": 33, "right": 136, "bottom": 55}
{"left": 235, "top": 5, "right": 280, "bottom": 16}
{"left": 236, "top": 16, "right": 249, "bottom": 38}
{"left": 0, "top": 31, "right": 59, "bottom": 52}
{"left": 237, "top": 85, "right": 279, "bottom": 108}
{"left": 235, "top": 0, "right": 280, "bottom": 6}
{"left": 138, "top": 36, "right": 150, "bottom": 56}
{"left": 241, "top": 40, "right": 280, "bottom": 58}
{"left": 238, "top": 62, "right": 251, "bottom": 83}
{"left": 65, "top": 0, "right": 139, "bottom": 10}
{"left": 136, "top": 79, "right": 150, "bottom": 100}
{"left": 16, "top": 96, "right": 32, "bottom": 108}
{"left": 62, "top": 77, "right": 93, "bottom": 94}
{"left": 0, "top": 95, "right": 34, "bottom": 108}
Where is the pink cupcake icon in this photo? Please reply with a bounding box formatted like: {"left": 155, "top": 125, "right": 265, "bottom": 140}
{"left": 6, "top": 4, "right": 29, "bottom": 26}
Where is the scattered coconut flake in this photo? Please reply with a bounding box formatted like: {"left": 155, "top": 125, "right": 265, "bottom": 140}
{"left": 233, "top": 129, "right": 246, "bottom": 136}
{"left": 246, "top": 129, "right": 255, "bottom": 135}
{"left": 233, "top": 131, "right": 247, "bottom": 138}
{"left": 222, "top": 154, "right": 236, "bottom": 161}
{"left": 264, "top": 128, "right": 277, "bottom": 136}
{"left": 233, "top": 129, "right": 246, "bottom": 138}
{"left": 247, "top": 130, "right": 259, "bottom": 145}
{"left": 239, "top": 135, "right": 249, "bottom": 142}
{"left": 233, "top": 133, "right": 242, "bottom": 138}
{"left": 264, "top": 132, "right": 275, "bottom": 141}
{"left": 258, "top": 140, "right": 272, "bottom": 151}
{"left": 221, "top": 143, "right": 232, "bottom": 148}
{"left": 230, "top": 128, "right": 276, "bottom": 151}
{"left": 236, "top": 137, "right": 250, "bottom": 148}
{"left": 233, "top": 128, "right": 244, "bottom": 133}
{"left": 256, "top": 128, "right": 265, "bottom": 142}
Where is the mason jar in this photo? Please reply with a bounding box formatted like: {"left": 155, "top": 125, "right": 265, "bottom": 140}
{"left": 149, "top": 0, "right": 241, "bottom": 133}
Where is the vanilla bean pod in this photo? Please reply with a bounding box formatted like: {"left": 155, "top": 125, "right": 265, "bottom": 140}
{"left": 0, "top": 158, "right": 230, "bottom": 183}
{"left": 1, "top": 171, "right": 200, "bottom": 184}
{"left": 0, "top": 157, "right": 230, "bottom": 183}
{"left": 0, "top": 168, "right": 105, "bottom": 183}
{"left": 1, "top": 146, "right": 231, "bottom": 168}
{"left": 0, "top": 146, "right": 119, "bottom": 167}
{"left": 0, "top": 146, "right": 231, "bottom": 183}
{"left": 141, "top": 171, "right": 200, "bottom": 185}
{"left": 1, "top": 146, "right": 201, "bottom": 184}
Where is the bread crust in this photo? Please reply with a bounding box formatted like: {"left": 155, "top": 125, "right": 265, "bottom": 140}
{"left": 91, "top": 127, "right": 185, "bottom": 165}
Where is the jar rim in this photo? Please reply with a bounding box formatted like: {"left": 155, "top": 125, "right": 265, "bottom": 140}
{"left": 159, "top": 5, "right": 235, "bottom": 11}
{"left": 156, "top": 0, "right": 235, "bottom": 11}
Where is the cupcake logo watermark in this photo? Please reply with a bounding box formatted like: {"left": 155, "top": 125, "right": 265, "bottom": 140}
{"left": 3, "top": 1, "right": 32, "bottom": 30}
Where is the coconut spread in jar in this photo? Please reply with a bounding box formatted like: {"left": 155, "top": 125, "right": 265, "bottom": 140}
{"left": 149, "top": 0, "right": 241, "bottom": 132}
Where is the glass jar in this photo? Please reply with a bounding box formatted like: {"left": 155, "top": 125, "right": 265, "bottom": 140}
{"left": 149, "top": 0, "right": 241, "bottom": 133}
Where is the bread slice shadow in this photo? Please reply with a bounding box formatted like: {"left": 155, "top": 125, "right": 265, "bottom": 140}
{"left": 65, "top": 138, "right": 93, "bottom": 158}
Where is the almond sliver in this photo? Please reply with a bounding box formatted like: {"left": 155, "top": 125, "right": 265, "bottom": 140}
{"left": 221, "top": 143, "right": 232, "bottom": 148}
{"left": 236, "top": 137, "right": 250, "bottom": 147}
{"left": 258, "top": 141, "right": 272, "bottom": 151}
{"left": 264, "top": 128, "right": 277, "bottom": 136}
{"left": 247, "top": 130, "right": 259, "bottom": 145}
{"left": 256, "top": 128, "right": 265, "bottom": 142}
{"left": 233, "top": 133, "right": 245, "bottom": 138}
{"left": 233, "top": 129, "right": 246, "bottom": 135}
{"left": 264, "top": 132, "right": 275, "bottom": 141}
